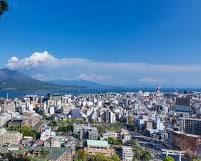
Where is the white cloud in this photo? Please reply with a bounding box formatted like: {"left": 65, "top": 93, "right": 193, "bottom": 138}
{"left": 77, "top": 73, "right": 110, "bottom": 82}
{"left": 5, "top": 51, "right": 201, "bottom": 87}
{"left": 7, "top": 51, "right": 56, "bottom": 70}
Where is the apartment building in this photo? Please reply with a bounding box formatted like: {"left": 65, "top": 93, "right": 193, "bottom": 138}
{"left": 121, "top": 146, "right": 133, "bottom": 161}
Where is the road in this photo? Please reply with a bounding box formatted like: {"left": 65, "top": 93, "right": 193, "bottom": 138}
{"left": 129, "top": 131, "right": 187, "bottom": 161}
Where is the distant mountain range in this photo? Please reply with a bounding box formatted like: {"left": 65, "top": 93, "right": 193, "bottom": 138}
{"left": 0, "top": 69, "right": 192, "bottom": 94}
{"left": 0, "top": 69, "right": 83, "bottom": 90}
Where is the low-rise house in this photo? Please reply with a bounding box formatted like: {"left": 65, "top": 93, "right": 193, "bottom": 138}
{"left": 102, "top": 131, "right": 120, "bottom": 140}
{"left": 44, "top": 137, "right": 61, "bottom": 148}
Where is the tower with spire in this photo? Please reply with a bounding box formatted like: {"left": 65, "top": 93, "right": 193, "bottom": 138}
{"left": 156, "top": 84, "right": 160, "bottom": 96}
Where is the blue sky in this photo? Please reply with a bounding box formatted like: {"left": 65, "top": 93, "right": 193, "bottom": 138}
{"left": 1, "top": 0, "right": 201, "bottom": 87}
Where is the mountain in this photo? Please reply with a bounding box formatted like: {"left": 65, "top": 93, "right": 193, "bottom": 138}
{"left": 0, "top": 69, "right": 82, "bottom": 90}
{"left": 47, "top": 80, "right": 110, "bottom": 88}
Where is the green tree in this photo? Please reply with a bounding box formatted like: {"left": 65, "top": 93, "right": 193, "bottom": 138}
{"left": 111, "top": 154, "right": 120, "bottom": 161}
{"left": 93, "top": 154, "right": 120, "bottom": 161}
{"left": 107, "top": 137, "right": 115, "bottom": 144}
{"left": 76, "top": 149, "right": 89, "bottom": 161}
{"left": 163, "top": 156, "right": 175, "bottom": 161}
{"left": 40, "top": 147, "right": 49, "bottom": 158}
{"left": 132, "top": 144, "right": 152, "bottom": 161}
{"left": 93, "top": 153, "right": 111, "bottom": 161}
{"left": 75, "top": 150, "right": 120, "bottom": 161}
{"left": 21, "top": 126, "right": 40, "bottom": 140}
{"left": 143, "top": 150, "right": 152, "bottom": 161}
{"left": 57, "top": 124, "right": 73, "bottom": 133}
{"left": 0, "top": 0, "right": 8, "bottom": 16}
{"left": 49, "top": 120, "right": 57, "bottom": 127}
{"left": 8, "top": 125, "right": 20, "bottom": 131}
{"left": 27, "top": 156, "right": 37, "bottom": 161}
{"left": 107, "top": 137, "right": 122, "bottom": 145}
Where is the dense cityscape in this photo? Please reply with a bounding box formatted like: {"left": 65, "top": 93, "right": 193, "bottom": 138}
{"left": 2, "top": 0, "right": 201, "bottom": 161}
{"left": 0, "top": 86, "right": 199, "bottom": 161}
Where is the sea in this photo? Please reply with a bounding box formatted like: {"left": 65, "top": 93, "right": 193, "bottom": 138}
{"left": 0, "top": 87, "right": 201, "bottom": 98}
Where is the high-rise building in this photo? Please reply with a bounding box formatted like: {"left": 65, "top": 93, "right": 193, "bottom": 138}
{"left": 179, "top": 118, "right": 201, "bottom": 135}
{"left": 176, "top": 96, "right": 191, "bottom": 107}
{"left": 109, "top": 111, "right": 116, "bottom": 124}
{"left": 156, "top": 116, "right": 162, "bottom": 131}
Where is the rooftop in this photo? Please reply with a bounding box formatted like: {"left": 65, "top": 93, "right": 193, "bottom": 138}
{"left": 70, "top": 108, "right": 83, "bottom": 119}
{"left": 48, "top": 148, "right": 67, "bottom": 160}
{"left": 87, "top": 140, "right": 109, "bottom": 147}
{"left": 173, "top": 131, "right": 201, "bottom": 138}
{"left": 173, "top": 105, "right": 194, "bottom": 113}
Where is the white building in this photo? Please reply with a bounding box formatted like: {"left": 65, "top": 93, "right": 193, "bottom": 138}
{"left": 49, "top": 106, "right": 55, "bottom": 115}
{"left": 40, "top": 126, "right": 56, "bottom": 141}
{"left": 102, "top": 132, "right": 120, "bottom": 140}
{"left": 121, "top": 129, "right": 131, "bottom": 143}
{"left": 122, "top": 146, "right": 133, "bottom": 161}
{"left": 110, "top": 111, "right": 116, "bottom": 124}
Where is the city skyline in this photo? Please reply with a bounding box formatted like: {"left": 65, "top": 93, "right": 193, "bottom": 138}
{"left": 1, "top": 0, "right": 201, "bottom": 87}
{"left": 0, "top": 1, "right": 201, "bottom": 160}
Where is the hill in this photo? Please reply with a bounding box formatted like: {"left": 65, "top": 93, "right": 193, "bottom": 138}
{"left": 0, "top": 69, "right": 82, "bottom": 90}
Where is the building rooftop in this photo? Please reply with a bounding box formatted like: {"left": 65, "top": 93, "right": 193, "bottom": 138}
{"left": 70, "top": 108, "right": 83, "bottom": 119}
{"left": 173, "top": 131, "right": 201, "bottom": 138}
{"left": 6, "top": 131, "right": 22, "bottom": 135}
{"left": 173, "top": 105, "right": 194, "bottom": 113}
{"left": 9, "top": 119, "right": 23, "bottom": 124}
{"left": 180, "top": 117, "right": 201, "bottom": 121}
{"left": 122, "top": 146, "right": 133, "bottom": 150}
{"left": 13, "top": 147, "right": 71, "bottom": 161}
{"left": 48, "top": 148, "right": 67, "bottom": 160}
{"left": 87, "top": 140, "right": 109, "bottom": 147}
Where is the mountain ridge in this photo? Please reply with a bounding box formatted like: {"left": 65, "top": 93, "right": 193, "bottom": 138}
{"left": 0, "top": 69, "right": 83, "bottom": 90}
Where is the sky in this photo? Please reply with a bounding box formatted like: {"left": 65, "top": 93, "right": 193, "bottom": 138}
{"left": 1, "top": 0, "right": 201, "bottom": 87}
